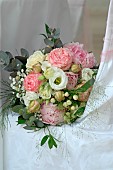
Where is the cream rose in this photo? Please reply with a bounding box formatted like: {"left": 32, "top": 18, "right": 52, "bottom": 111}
{"left": 26, "top": 51, "right": 45, "bottom": 68}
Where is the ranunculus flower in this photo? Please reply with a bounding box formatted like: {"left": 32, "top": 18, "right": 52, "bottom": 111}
{"left": 66, "top": 72, "right": 78, "bottom": 90}
{"left": 64, "top": 42, "right": 95, "bottom": 68}
{"left": 49, "top": 68, "right": 68, "bottom": 90}
{"left": 23, "top": 91, "right": 39, "bottom": 106}
{"left": 23, "top": 73, "right": 43, "bottom": 92}
{"left": 48, "top": 48, "right": 72, "bottom": 70}
{"left": 26, "top": 51, "right": 45, "bottom": 68}
{"left": 82, "top": 68, "right": 94, "bottom": 81}
{"left": 39, "top": 83, "right": 52, "bottom": 99}
{"left": 40, "top": 103, "right": 64, "bottom": 125}
{"left": 28, "top": 100, "right": 40, "bottom": 113}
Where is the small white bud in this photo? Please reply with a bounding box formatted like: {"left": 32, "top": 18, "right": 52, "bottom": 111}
{"left": 73, "top": 95, "right": 78, "bottom": 100}
{"left": 63, "top": 102, "right": 68, "bottom": 108}
{"left": 50, "top": 98, "right": 55, "bottom": 103}
{"left": 66, "top": 100, "right": 72, "bottom": 105}
{"left": 71, "top": 106, "right": 76, "bottom": 111}
{"left": 64, "top": 92, "right": 69, "bottom": 97}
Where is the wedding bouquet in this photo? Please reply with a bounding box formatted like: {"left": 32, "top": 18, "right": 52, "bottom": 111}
{"left": 0, "top": 24, "right": 98, "bottom": 149}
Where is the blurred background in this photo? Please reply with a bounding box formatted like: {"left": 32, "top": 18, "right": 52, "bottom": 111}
{"left": 68, "top": 0, "right": 110, "bottom": 63}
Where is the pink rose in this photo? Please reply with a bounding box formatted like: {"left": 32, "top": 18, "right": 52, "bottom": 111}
{"left": 24, "top": 73, "right": 43, "bottom": 92}
{"left": 40, "top": 103, "right": 64, "bottom": 125}
{"left": 66, "top": 72, "right": 78, "bottom": 90}
{"left": 64, "top": 42, "right": 95, "bottom": 68}
{"left": 48, "top": 48, "right": 72, "bottom": 70}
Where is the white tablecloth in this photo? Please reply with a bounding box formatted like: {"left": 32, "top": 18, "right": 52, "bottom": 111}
{"left": 1, "top": 0, "right": 113, "bottom": 169}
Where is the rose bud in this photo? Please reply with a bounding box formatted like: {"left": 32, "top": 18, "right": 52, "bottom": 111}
{"left": 28, "top": 100, "right": 40, "bottom": 113}
{"left": 55, "top": 91, "right": 65, "bottom": 102}
{"left": 32, "top": 63, "right": 41, "bottom": 73}
{"left": 71, "top": 64, "right": 81, "bottom": 73}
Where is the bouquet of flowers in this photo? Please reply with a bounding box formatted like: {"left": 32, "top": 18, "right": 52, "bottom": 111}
{"left": 0, "top": 24, "right": 98, "bottom": 149}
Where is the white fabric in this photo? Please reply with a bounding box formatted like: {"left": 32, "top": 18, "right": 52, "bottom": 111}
{"left": 1, "top": 0, "right": 113, "bottom": 169}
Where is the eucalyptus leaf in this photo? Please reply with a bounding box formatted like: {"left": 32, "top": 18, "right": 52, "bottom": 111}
{"left": 5, "top": 51, "right": 13, "bottom": 60}
{"left": 53, "top": 28, "right": 60, "bottom": 39}
{"left": 15, "top": 56, "right": 27, "bottom": 64}
{"left": 41, "top": 135, "right": 49, "bottom": 146}
{"left": 12, "top": 105, "right": 24, "bottom": 114}
{"left": 34, "top": 120, "right": 45, "bottom": 128}
{"left": 44, "top": 46, "right": 52, "bottom": 54}
{"left": 21, "top": 48, "right": 29, "bottom": 58}
{"left": 0, "top": 51, "right": 10, "bottom": 68}
{"left": 54, "top": 39, "right": 63, "bottom": 48}
{"left": 23, "top": 126, "right": 35, "bottom": 130}
{"left": 44, "top": 38, "right": 54, "bottom": 47}
{"left": 29, "top": 116, "right": 36, "bottom": 123}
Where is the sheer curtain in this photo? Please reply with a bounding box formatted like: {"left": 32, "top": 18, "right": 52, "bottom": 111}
{"left": 1, "top": 0, "right": 113, "bottom": 169}
{"left": 0, "top": 0, "right": 73, "bottom": 169}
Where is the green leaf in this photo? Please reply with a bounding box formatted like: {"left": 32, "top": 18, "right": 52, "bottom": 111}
{"left": 29, "top": 116, "right": 36, "bottom": 123}
{"left": 21, "top": 48, "right": 29, "bottom": 58}
{"left": 15, "top": 56, "right": 27, "bottom": 64}
{"left": 44, "top": 46, "right": 52, "bottom": 54}
{"left": 23, "top": 126, "right": 35, "bottom": 130}
{"left": 45, "top": 24, "right": 51, "bottom": 34}
{"left": 48, "top": 135, "right": 57, "bottom": 149}
{"left": 74, "top": 106, "right": 85, "bottom": 117}
{"left": 53, "top": 28, "right": 60, "bottom": 39}
{"left": 4, "top": 58, "right": 23, "bottom": 72}
{"left": 0, "top": 51, "right": 10, "bottom": 68}
{"left": 5, "top": 51, "right": 13, "bottom": 59}
{"left": 12, "top": 105, "right": 24, "bottom": 114}
{"left": 48, "top": 137, "right": 53, "bottom": 149}
{"left": 40, "top": 33, "right": 48, "bottom": 39}
{"left": 17, "top": 116, "right": 26, "bottom": 124}
{"left": 75, "top": 78, "right": 95, "bottom": 93}
{"left": 44, "top": 38, "right": 54, "bottom": 47}
{"left": 54, "top": 39, "right": 63, "bottom": 48}
{"left": 34, "top": 120, "right": 45, "bottom": 128}
{"left": 41, "top": 135, "right": 49, "bottom": 146}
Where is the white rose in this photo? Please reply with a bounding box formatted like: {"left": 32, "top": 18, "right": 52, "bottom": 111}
{"left": 26, "top": 51, "right": 45, "bottom": 68}
{"left": 49, "top": 68, "right": 68, "bottom": 90}
{"left": 23, "top": 91, "right": 39, "bottom": 106}
{"left": 82, "top": 68, "right": 94, "bottom": 81}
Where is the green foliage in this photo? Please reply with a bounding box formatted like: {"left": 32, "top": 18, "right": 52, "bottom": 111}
{"left": 41, "top": 134, "right": 57, "bottom": 149}
{"left": 41, "top": 24, "right": 63, "bottom": 54}
{"left": 0, "top": 51, "right": 10, "bottom": 68}
{"left": 21, "top": 48, "right": 29, "bottom": 58}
